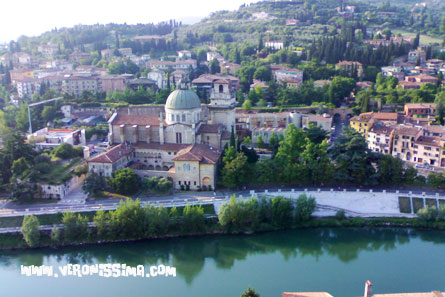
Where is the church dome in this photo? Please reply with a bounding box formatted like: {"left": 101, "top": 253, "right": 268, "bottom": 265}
{"left": 165, "top": 89, "right": 201, "bottom": 110}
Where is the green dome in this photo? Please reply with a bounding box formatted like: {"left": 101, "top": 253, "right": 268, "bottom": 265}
{"left": 165, "top": 89, "right": 201, "bottom": 110}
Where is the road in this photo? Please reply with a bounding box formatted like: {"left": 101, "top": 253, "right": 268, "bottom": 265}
{"left": 1, "top": 187, "right": 444, "bottom": 219}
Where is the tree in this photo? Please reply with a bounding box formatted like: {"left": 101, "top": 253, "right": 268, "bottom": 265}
{"left": 109, "top": 199, "right": 145, "bottom": 238}
{"left": 83, "top": 171, "right": 107, "bottom": 195}
{"left": 274, "top": 124, "right": 307, "bottom": 183}
{"left": 305, "top": 124, "right": 328, "bottom": 144}
{"left": 93, "top": 210, "right": 109, "bottom": 238}
{"left": 41, "top": 106, "right": 57, "bottom": 123}
{"left": 222, "top": 148, "right": 250, "bottom": 188}
{"left": 62, "top": 212, "right": 89, "bottom": 242}
{"left": 182, "top": 205, "right": 205, "bottom": 233}
{"left": 107, "top": 168, "right": 140, "bottom": 195}
{"left": 53, "top": 143, "right": 80, "bottom": 159}
{"left": 253, "top": 66, "right": 272, "bottom": 82}
{"left": 329, "top": 128, "right": 378, "bottom": 185}
{"left": 242, "top": 99, "right": 252, "bottom": 110}
{"left": 50, "top": 226, "right": 63, "bottom": 246}
{"left": 270, "top": 196, "right": 293, "bottom": 227}
{"left": 209, "top": 58, "right": 220, "bottom": 74}
{"left": 295, "top": 194, "right": 316, "bottom": 222}
{"left": 21, "top": 215, "right": 40, "bottom": 247}
{"left": 328, "top": 76, "right": 356, "bottom": 106}
{"left": 242, "top": 287, "right": 260, "bottom": 297}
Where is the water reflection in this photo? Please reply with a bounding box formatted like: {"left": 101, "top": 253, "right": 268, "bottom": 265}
{"left": 0, "top": 228, "right": 444, "bottom": 285}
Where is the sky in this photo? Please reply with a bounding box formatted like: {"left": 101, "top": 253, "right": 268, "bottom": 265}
{"left": 0, "top": 0, "right": 258, "bottom": 43}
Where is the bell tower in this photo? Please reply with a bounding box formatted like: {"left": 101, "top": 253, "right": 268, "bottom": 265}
{"left": 208, "top": 79, "right": 236, "bottom": 133}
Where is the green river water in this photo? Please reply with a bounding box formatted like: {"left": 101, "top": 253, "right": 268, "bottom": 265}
{"left": 1, "top": 228, "right": 444, "bottom": 297}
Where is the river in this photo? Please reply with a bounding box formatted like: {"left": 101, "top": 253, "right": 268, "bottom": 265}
{"left": 1, "top": 228, "right": 444, "bottom": 297}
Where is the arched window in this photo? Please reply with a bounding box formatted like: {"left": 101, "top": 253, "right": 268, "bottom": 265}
{"left": 171, "top": 114, "right": 174, "bottom": 121}
{"left": 219, "top": 85, "right": 223, "bottom": 93}
{"left": 176, "top": 114, "right": 180, "bottom": 121}
{"left": 182, "top": 114, "right": 186, "bottom": 122}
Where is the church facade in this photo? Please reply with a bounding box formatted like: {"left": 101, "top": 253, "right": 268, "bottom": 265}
{"left": 88, "top": 81, "right": 237, "bottom": 190}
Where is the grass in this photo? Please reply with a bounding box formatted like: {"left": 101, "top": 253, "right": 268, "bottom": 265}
{"left": 399, "top": 197, "right": 411, "bottom": 213}
{"left": 412, "top": 198, "right": 425, "bottom": 213}
{"left": 37, "top": 158, "right": 82, "bottom": 184}
{"left": 425, "top": 199, "right": 438, "bottom": 208}
{"left": 392, "top": 29, "right": 443, "bottom": 44}
{"left": 0, "top": 204, "right": 215, "bottom": 228}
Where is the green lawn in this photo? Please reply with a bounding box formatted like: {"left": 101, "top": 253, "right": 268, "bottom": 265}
{"left": 392, "top": 29, "right": 443, "bottom": 45}
{"left": 425, "top": 199, "right": 438, "bottom": 208}
{"left": 412, "top": 198, "right": 425, "bottom": 213}
{"left": 0, "top": 204, "right": 215, "bottom": 228}
{"left": 399, "top": 197, "right": 411, "bottom": 213}
{"left": 37, "top": 158, "right": 82, "bottom": 184}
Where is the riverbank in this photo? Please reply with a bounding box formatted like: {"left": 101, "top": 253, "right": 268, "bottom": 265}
{"left": 2, "top": 216, "right": 445, "bottom": 251}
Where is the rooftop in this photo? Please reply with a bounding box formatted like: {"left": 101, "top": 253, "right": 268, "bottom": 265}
{"left": 88, "top": 143, "right": 133, "bottom": 164}
{"left": 173, "top": 144, "right": 221, "bottom": 164}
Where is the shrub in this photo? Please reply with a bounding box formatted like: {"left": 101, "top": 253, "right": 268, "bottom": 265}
{"left": 182, "top": 205, "right": 205, "bottom": 233}
{"left": 336, "top": 210, "right": 346, "bottom": 220}
{"left": 295, "top": 194, "right": 316, "bottom": 222}
{"left": 107, "top": 168, "right": 140, "bottom": 195}
{"left": 21, "top": 215, "right": 40, "bottom": 247}
{"left": 62, "top": 212, "right": 89, "bottom": 242}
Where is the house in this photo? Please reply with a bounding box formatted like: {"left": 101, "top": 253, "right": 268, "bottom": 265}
{"left": 271, "top": 65, "right": 304, "bottom": 86}
{"left": 313, "top": 80, "right": 331, "bottom": 88}
{"left": 100, "top": 74, "right": 131, "bottom": 93}
{"left": 404, "top": 103, "right": 436, "bottom": 117}
{"left": 28, "top": 128, "right": 86, "bottom": 150}
{"left": 88, "top": 142, "right": 134, "bottom": 177}
{"left": 265, "top": 40, "right": 284, "bottom": 51}
{"left": 408, "top": 49, "right": 426, "bottom": 64}
{"left": 381, "top": 66, "right": 405, "bottom": 81}
{"left": 177, "top": 50, "right": 192, "bottom": 59}
{"left": 367, "top": 124, "right": 394, "bottom": 154}
{"left": 335, "top": 61, "right": 364, "bottom": 77}
{"left": 173, "top": 144, "right": 221, "bottom": 190}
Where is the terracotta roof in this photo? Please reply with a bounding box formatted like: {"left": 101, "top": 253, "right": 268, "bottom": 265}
{"left": 88, "top": 143, "right": 133, "bottom": 163}
{"left": 405, "top": 103, "right": 436, "bottom": 109}
{"left": 416, "top": 136, "right": 441, "bottom": 147}
{"left": 132, "top": 142, "right": 188, "bottom": 151}
{"left": 372, "top": 113, "right": 398, "bottom": 121}
{"left": 221, "top": 131, "right": 231, "bottom": 139}
{"left": 369, "top": 124, "right": 394, "bottom": 134}
{"left": 394, "top": 125, "right": 422, "bottom": 137}
{"left": 198, "top": 124, "right": 220, "bottom": 134}
{"left": 111, "top": 114, "right": 160, "bottom": 126}
{"left": 173, "top": 144, "right": 221, "bottom": 164}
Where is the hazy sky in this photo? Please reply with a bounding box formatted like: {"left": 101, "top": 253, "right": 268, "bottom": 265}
{"left": 1, "top": 0, "right": 257, "bottom": 43}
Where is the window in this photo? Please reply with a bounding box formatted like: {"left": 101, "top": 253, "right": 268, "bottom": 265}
{"left": 176, "top": 114, "right": 180, "bottom": 121}
{"left": 219, "top": 85, "right": 223, "bottom": 93}
{"left": 171, "top": 114, "right": 174, "bottom": 121}
{"left": 176, "top": 133, "right": 182, "bottom": 144}
{"left": 194, "top": 181, "right": 196, "bottom": 185}
{"left": 178, "top": 181, "right": 181, "bottom": 185}
{"left": 182, "top": 114, "right": 186, "bottom": 122}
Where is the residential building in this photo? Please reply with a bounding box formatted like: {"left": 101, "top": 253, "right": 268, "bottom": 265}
{"left": 177, "top": 50, "right": 192, "bottom": 59}
{"left": 61, "top": 74, "right": 101, "bottom": 97}
{"left": 350, "top": 112, "right": 398, "bottom": 138}
{"left": 381, "top": 66, "right": 405, "bottom": 81}
{"left": 367, "top": 124, "right": 394, "bottom": 154}
{"left": 404, "top": 103, "right": 436, "bottom": 117}
{"left": 100, "top": 74, "right": 130, "bottom": 93}
{"left": 37, "top": 44, "right": 59, "bottom": 57}
{"left": 335, "top": 61, "right": 364, "bottom": 78}
{"left": 15, "top": 78, "right": 40, "bottom": 98}
{"left": 408, "top": 49, "right": 426, "bottom": 64}
{"left": 69, "top": 51, "right": 91, "bottom": 63}
{"left": 88, "top": 143, "right": 134, "bottom": 177}
{"left": 265, "top": 40, "right": 284, "bottom": 50}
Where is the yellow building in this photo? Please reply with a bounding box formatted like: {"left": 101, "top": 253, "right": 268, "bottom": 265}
{"left": 350, "top": 112, "right": 398, "bottom": 138}
{"left": 350, "top": 112, "right": 374, "bottom": 138}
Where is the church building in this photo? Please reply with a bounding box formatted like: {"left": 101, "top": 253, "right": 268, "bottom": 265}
{"left": 88, "top": 81, "right": 237, "bottom": 190}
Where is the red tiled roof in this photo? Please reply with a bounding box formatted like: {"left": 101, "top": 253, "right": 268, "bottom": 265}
{"left": 198, "top": 124, "right": 220, "bottom": 134}
{"left": 88, "top": 143, "right": 133, "bottom": 163}
{"left": 173, "top": 144, "right": 221, "bottom": 164}
{"left": 111, "top": 114, "right": 160, "bottom": 126}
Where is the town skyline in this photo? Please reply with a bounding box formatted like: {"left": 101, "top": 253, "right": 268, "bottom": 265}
{"left": 0, "top": 0, "right": 257, "bottom": 43}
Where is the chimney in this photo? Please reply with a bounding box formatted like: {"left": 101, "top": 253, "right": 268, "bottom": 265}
{"left": 364, "top": 280, "right": 373, "bottom": 297}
